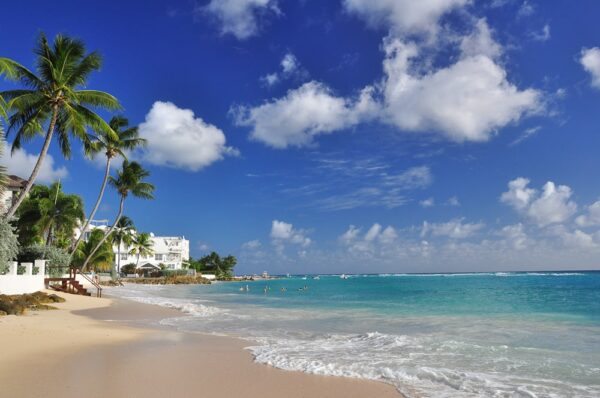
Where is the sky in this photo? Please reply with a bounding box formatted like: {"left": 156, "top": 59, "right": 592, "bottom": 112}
{"left": 2, "top": 0, "right": 600, "bottom": 274}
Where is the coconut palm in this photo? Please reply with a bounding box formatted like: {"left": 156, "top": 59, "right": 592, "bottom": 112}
{"left": 81, "top": 160, "right": 154, "bottom": 272}
{"left": 111, "top": 216, "right": 135, "bottom": 276}
{"left": 16, "top": 182, "right": 84, "bottom": 246}
{"left": 72, "top": 229, "right": 113, "bottom": 272}
{"left": 129, "top": 232, "right": 154, "bottom": 267}
{"left": 69, "top": 116, "right": 145, "bottom": 262}
{"left": 0, "top": 33, "right": 121, "bottom": 219}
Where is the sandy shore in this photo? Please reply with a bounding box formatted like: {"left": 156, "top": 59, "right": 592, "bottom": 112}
{"left": 0, "top": 291, "right": 403, "bottom": 398}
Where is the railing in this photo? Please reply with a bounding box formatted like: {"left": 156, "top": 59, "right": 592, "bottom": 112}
{"left": 72, "top": 268, "right": 103, "bottom": 298}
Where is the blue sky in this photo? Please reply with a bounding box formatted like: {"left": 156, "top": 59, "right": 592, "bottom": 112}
{"left": 2, "top": 0, "right": 600, "bottom": 274}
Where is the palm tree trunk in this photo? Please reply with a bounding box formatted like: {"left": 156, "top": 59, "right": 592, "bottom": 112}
{"left": 81, "top": 196, "right": 124, "bottom": 273}
{"left": 68, "top": 156, "right": 112, "bottom": 264}
{"left": 117, "top": 243, "right": 121, "bottom": 276}
{"left": 5, "top": 105, "right": 59, "bottom": 219}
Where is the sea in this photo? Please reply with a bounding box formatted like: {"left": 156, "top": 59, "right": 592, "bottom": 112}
{"left": 107, "top": 272, "right": 600, "bottom": 397}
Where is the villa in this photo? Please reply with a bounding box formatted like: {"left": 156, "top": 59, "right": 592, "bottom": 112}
{"left": 80, "top": 221, "right": 190, "bottom": 271}
{"left": 0, "top": 175, "right": 27, "bottom": 214}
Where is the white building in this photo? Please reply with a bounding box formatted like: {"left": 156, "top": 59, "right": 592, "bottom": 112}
{"left": 83, "top": 222, "right": 190, "bottom": 271}
{"left": 1, "top": 175, "right": 27, "bottom": 214}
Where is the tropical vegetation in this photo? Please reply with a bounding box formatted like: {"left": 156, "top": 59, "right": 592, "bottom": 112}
{"left": 0, "top": 33, "right": 121, "bottom": 219}
{"left": 72, "top": 229, "right": 114, "bottom": 272}
{"left": 188, "top": 252, "right": 237, "bottom": 279}
{"left": 81, "top": 160, "right": 154, "bottom": 271}
{"left": 68, "top": 116, "right": 145, "bottom": 262}
{"left": 111, "top": 216, "right": 135, "bottom": 275}
{"left": 129, "top": 232, "right": 154, "bottom": 267}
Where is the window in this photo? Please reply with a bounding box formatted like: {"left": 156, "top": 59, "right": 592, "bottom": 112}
{"left": 155, "top": 254, "right": 164, "bottom": 261}
{"left": 120, "top": 254, "right": 128, "bottom": 260}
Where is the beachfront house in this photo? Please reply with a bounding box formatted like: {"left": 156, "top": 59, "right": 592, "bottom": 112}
{"left": 0, "top": 175, "right": 27, "bottom": 214}
{"left": 79, "top": 222, "right": 190, "bottom": 271}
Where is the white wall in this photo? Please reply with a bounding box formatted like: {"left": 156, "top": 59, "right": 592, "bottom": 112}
{"left": 0, "top": 260, "right": 46, "bottom": 295}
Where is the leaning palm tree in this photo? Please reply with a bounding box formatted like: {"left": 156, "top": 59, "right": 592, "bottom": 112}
{"left": 68, "top": 116, "right": 146, "bottom": 262}
{"left": 81, "top": 161, "right": 154, "bottom": 272}
{"left": 129, "top": 232, "right": 154, "bottom": 267}
{"left": 0, "top": 33, "right": 121, "bottom": 219}
{"left": 111, "top": 216, "right": 135, "bottom": 276}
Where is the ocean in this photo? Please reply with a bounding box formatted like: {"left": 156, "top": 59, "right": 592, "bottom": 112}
{"left": 108, "top": 272, "right": 600, "bottom": 397}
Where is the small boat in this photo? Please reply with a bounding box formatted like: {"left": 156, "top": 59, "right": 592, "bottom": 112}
{"left": 301, "top": 276, "right": 307, "bottom": 280}
{"left": 340, "top": 274, "right": 349, "bottom": 279}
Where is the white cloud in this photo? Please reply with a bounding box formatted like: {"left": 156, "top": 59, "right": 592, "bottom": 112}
{"left": 517, "top": 0, "right": 535, "bottom": 18}
{"left": 421, "top": 218, "right": 484, "bottom": 239}
{"left": 500, "top": 177, "right": 536, "bottom": 210}
{"left": 340, "top": 223, "right": 398, "bottom": 252}
{"left": 0, "top": 148, "right": 67, "bottom": 183}
{"left": 281, "top": 53, "right": 299, "bottom": 74}
{"left": 499, "top": 223, "right": 528, "bottom": 250}
{"left": 242, "top": 239, "right": 262, "bottom": 249}
{"left": 139, "top": 101, "right": 237, "bottom": 171}
{"left": 260, "top": 52, "right": 307, "bottom": 87}
{"left": 580, "top": 47, "right": 600, "bottom": 89}
{"left": 501, "top": 178, "right": 577, "bottom": 226}
{"left": 530, "top": 24, "right": 551, "bottom": 42}
{"left": 420, "top": 197, "right": 435, "bottom": 208}
{"left": 200, "top": 0, "right": 280, "bottom": 40}
{"left": 548, "top": 225, "right": 596, "bottom": 249}
{"left": 576, "top": 200, "right": 600, "bottom": 227}
{"left": 233, "top": 82, "right": 377, "bottom": 148}
{"left": 510, "top": 126, "right": 541, "bottom": 146}
{"left": 343, "top": 0, "right": 469, "bottom": 38}
{"left": 447, "top": 196, "right": 460, "bottom": 206}
{"left": 270, "top": 220, "right": 311, "bottom": 248}
{"left": 459, "top": 19, "right": 502, "bottom": 59}
{"left": 380, "top": 37, "right": 541, "bottom": 142}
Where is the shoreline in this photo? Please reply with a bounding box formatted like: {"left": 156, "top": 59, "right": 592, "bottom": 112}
{"left": 0, "top": 291, "right": 404, "bottom": 398}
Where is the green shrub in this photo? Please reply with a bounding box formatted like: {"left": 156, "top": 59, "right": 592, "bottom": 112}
{"left": 18, "top": 245, "right": 70, "bottom": 276}
{"left": 0, "top": 217, "right": 19, "bottom": 274}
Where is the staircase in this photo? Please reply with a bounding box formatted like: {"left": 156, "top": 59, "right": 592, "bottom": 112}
{"left": 44, "top": 268, "right": 102, "bottom": 297}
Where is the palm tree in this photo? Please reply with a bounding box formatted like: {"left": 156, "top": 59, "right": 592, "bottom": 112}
{"left": 0, "top": 33, "right": 121, "bottom": 219}
{"left": 69, "top": 116, "right": 146, "bottom": 262}
{"left": 111, "top": 216, "right": 135, "bottom": 276}
{"left": 72, "top": 229, "right": 113, "bottom": 272}
{"left": 81, "top": 160, "right": 154, "bottom": 272}
{"left": 16, "top": 182, "right": 84, "bottom": 246}
{"left": 129, "top": 232, "right": 154, "bottom": 267}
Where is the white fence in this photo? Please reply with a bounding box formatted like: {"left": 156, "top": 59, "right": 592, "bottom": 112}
{"left": 0, "top": 260, "right": 47, "bottom": 295}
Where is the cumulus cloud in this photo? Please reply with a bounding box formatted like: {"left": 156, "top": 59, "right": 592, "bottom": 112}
{"left": 340, "top": 223, "right": 398, "bottom": 252}
{"left": 139, "top": 101, "right": 237, "bottom": 171}
{"left": 380, "top": 36, "right": 541, "bottom": 142}
{"left": 575, "top": 200, "right": 600, "bottom": 227}
{"left": 421, "top": 218, "right": 484, "bottom": 239}
{"left": 499, "top": 223, "right": 528, "bottom": 250}
{"left": 271, "top": 220, "right": 311, "bottom": 250}
{"left": 0, "top": 148, "right": 67, "bottom": 183}
{"left": 343, "top": 0, "right": 469, "bottom": 38}
{"left": 233, "top": 82, "right": 377, "bottom": 148}
{"left": 200, "top": 0, "right": 280, "bottom": 40}
{"left": 501, "top": 178, "right": 577, "bottom": 226}
{"left": 459, "top": 19, "right": 502, "bottom": 59}
{"left": 580, "top": 47, "right": 600, "bottom": 89}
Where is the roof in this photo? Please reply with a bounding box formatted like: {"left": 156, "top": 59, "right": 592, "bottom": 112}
{"left": 6, "top": 175, "right": 27, "bottom": 189}
{"left": 138, "top": 263, "right": 161, "bottom": 269}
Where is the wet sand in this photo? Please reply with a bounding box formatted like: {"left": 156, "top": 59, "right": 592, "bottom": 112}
{"left": 0, "top": 291, "right": 404, "bottom": 398}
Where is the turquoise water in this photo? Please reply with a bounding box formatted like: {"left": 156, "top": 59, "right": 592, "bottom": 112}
{"left": 109, "top": 272, "right": 600, "bottom": 397}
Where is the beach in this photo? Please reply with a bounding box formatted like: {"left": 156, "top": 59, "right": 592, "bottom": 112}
{"left": 0, "top": 291, "right": 402, "bottom": 398}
